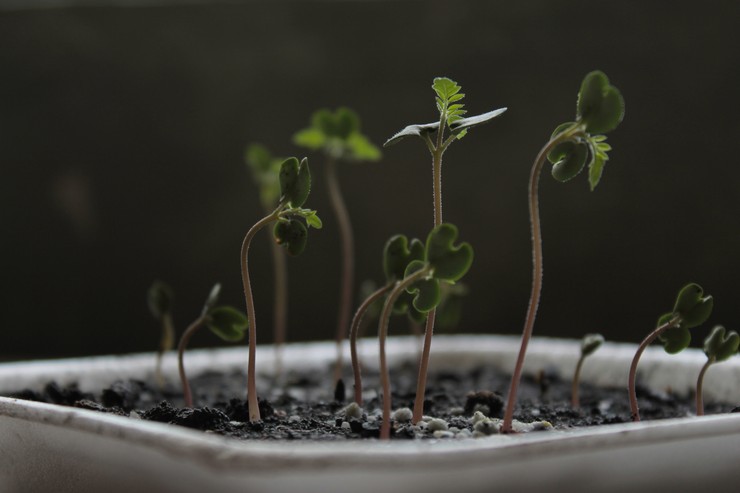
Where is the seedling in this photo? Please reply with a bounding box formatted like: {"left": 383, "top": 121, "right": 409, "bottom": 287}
{"left": 245, "top": 144, "right": 290, "bottom": 377}
{"left": 349, "top": 234, "right": 424, "bottom": 405}
{"left": 176, "top": 283, "right": 248, "bottom": 408}
{"left": 502, "top": 71, "right": 624, "bottom": 433}
{"left": 294, "top": 108, "right": 380, "bottom": 386}
{"left": 628, "top": 283, "right": 713, "bottom": 421}
{"left": 147, "top": 280, "right": 175, "bottom": 388}
{"left": 385, "top": 77, "right": 505, "bottom": 422}
{"left": 571, "top": 333, "right": 605, "bottom": 408}
{"left": 241, "top": 157, "right": 321, "bottom": 422}
{"left": 376, "top": 223, "right": 474, "bottom": 439}
{"left": 696, "top": 325, "right": 739, "bottom": 415}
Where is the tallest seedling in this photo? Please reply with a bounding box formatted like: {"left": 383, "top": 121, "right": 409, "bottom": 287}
{"left": 502, "top": 71, "right": 625, "bottom": 433}
{"left": 385, "top": 77, "right": 506, "bottom": 422}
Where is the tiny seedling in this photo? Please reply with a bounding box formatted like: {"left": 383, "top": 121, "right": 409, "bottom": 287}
{"left": 385, "top": 77, "right": 505, "bottom": 422}
{"left": 502, "top": 71, "right": 624, "bottom": 433}
{"left": 176, "top": 283, "right": 248, "bottom": 408}
{"left": 571, "top": 333, "right": 605, "bottom": 409}
{"left": 148, "top": 280, "right": 175, "bottom": 388}
{"left": 349, "top": 234, "right": 424, "bottom": 405}
{"left": 294, "top": 107, "right": 381, "bottom": 386}
{"left": 245, "top": 144, "right": 290, "bottom": 378}
{"left": 696, "top": 325, "right": 739, "bottom": 416}
{"left": 376, "top": 223, "right": 474, "bottom": 439}
{"left": 241, "top": 157, "right": 321, "bottom": 422}
{"left": 628, "top": 283, "right": 713, "bottom": 421}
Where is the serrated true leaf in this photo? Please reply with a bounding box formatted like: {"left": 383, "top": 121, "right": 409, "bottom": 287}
{"left": 425, "top": 223, "right": 474, "bottom": 282}
{"left": 206, "top": 306, "right": 248, "bottom": 342}
{"left": 273, "top": 218, "right": 308, "bottom": 256}
{"left": 383, "top": 235, "right": 425, "bottom": 282}
{"left": 588, "top": 151, "right": 607, "bottom": 191}
{"left": 279, "top": 157, "right": 311, "bottom": 208}
{"left": 703, "top": 325, "right": 740, "bottom": 362}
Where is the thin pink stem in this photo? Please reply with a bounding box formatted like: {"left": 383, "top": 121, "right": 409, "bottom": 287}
{"left": 269, "top": 236, "right": 288, "bottom": 380}
{"left": 571, "top": 355, "right": 585, "bottom": 409}
{"left": 350, "top": 283, "right": 393, "bottom": 406}
{"left": 177, "top": 314, "right": 207, "bottom": 408}
{"left": 696, "top": 358, "right": 714, "bottom": 416}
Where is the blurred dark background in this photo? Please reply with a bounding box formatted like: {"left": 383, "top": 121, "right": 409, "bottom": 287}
{"left": 1, "top": 0, "right": 738, "bottom": 360}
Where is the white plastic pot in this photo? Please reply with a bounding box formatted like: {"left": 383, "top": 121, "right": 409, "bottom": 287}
{"left": 1, "top": 335, "right": 739, "bottom": 492}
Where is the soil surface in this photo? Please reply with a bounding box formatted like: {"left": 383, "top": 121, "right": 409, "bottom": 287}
{"left": 8, "top": 360, "right": 739, "bottom": 440}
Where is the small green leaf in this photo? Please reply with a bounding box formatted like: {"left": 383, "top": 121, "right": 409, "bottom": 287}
{"left": 273, "top": 218, "right": 308, "bottom": 256}
{"left": 293, "top": 128, "right": 326, "bottom": 150}
{"left": 703, "top": 325, "right": 740, "bottom": 362}
{"left": 346, "top": 134, "right": 381, "bottom": 161}
{"left": 576, "top": 71, "right": 625, "bottom": 134}
{"left": 245, "top": 144, "right": 273, "bottom": 174}
{"left": 147, "top": 280, "right": 174, "bottom": 319}
{"left": 550, "top": 141, "right": 588, "bottom": 182}
{"left": 279, "top": 157, "right": 311, "bottom": 208}
{"left": 206, "top": 306, "right": 248, "bottom": 342}
{"left": 303, "top": 211, "right": 322, "bottom": 229}
{"left": 383, "top": 235, "right": 425, "bottom": 283}
{"left": 580, "top": 333, "right": 605, "bottom": 357}
{"left": 336, "top": 107, "right": 360, "bottom": 139}
{"left": 588, "top": 147, "right": 607, "bottom": 191}
{"left": 672, "top": 283, "right": 713, "bottom": 329}
{"left": 659, "top": 326, "right": 692, "bottom": 354}
{"left": 425, "top": 223, "right": 474, "bottom": 282}
{"left": 407, "top": 278, "right": 441, "bottom": 313}
{"left": 312, "top": 109, "right": 337, "bottom": 137}
{"left": 203, "top": 283, "right": 221, "bottom": 313}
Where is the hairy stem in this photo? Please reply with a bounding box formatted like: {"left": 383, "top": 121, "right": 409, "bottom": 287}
{"left": 571, "top": 355, "right": 585, "bottom": 409}
{"left": 349, "top": 283, "right": 394, "bottom": 405}
{"left": 242, "top": 208, "right": 281, "bottom": 422}
{"left": 502, "top": 133, "right": 576, "bottom": 433}
{"left": 155, "top": 312, "right": 175, "bottom": 389}
{"left": 628, "top": 316, "right": 680, "bottom": 421}
{"left": 380, "top": 268, "right": 431, "bottom": 440}
{"left": 696, "top": 357, "right": 714, "bottom": 416}
{"left": 269, "top": 235, "right": 288, "bottom": 381}
{"left": 177, "top": 314, "right": 207, "bottom": 408}
{"left": 326, "top": 157, "right": 355, "bottom": 385}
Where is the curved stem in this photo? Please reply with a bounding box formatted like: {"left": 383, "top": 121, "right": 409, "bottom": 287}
{"left": 379, "top": 268, "right": 431, "bottom": 440}
{"left": 696, "top": 358, "right": 714, "bottom": 416}
{"left": 326, "top": 157, "right": 355, "bottom": 385}
{"left": 242, "top": 208, "right": 281, "bottom": 422}
{"left": 571, "top": 355, "right": 585, "bottom": 409}
{"left": 269, "top": 235, "right": 288, "bottom": 381}
{"left": 177, "top": 314, "right": 207, "bottom": 408}
{"left": 628, "top": 316, "right": 680, "bottom": 421}
{"left": 501, "top": 134, "right": 577, "bottom": 433}
{"left": 350, "top": 283, "right": 394, "bottom": 406}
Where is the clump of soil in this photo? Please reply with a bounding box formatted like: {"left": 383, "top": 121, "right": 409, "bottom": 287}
{"left": 8, "top": 361, "right": 738, "bottom": 440}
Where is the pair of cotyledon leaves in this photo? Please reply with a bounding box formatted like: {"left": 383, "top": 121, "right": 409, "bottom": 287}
{"left": 273, "top": 157, "right": 322, "bottom": 256}
{"left": 293, "top": 107, "right": 381, "bottom": 161}
{"left": 148, "top": 282, "right": 248, "bottom": 343}
{"left": 380, "top": 224, "right": 473, "bottom": 318}
{"left": 703, "top": 325, "right": 740, "bottom": 362}
{"left": 547, "top": 71, "right": 625, "bottom": 190}
{"left": 657, "top": 283, "right": 714, "bottom": 354}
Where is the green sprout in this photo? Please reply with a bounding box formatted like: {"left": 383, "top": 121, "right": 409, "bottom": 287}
{"left": 349, "top": 234, "right": 424, "bottom": 405}
{"left": 148, "top": 280, "right": 175, "bottom": 389}
{"left": 241, "top": 157, "right": 321, "bottom": 422}
{"left": 628, "top": 283, "right": 713, "bottom": 421}
{"left": 696, "top": 325, "right": 739, "bottom": 416}
{"left": 376, "top": 223, "right": 473, "bottom": 439}
{"left": 571, "top": 333, "right": 605, "bottom": 409}
{"left": 385, "top": 77, "right": 505, "bottom": 423}
{"left": 294, "top": 107, "right": 381, "bottom": 388}
{"left": 502, "top": 71, "right": 624, "bottom": 433}
{"left": 245, "top": 144, "right": 290, "bottom": 379}
{"left": 176, "top": 283, "right": 248, "bottom": 408}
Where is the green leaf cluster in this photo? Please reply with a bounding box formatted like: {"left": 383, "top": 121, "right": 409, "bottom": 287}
{"left": 433, "top": 77, "right": 466, "bottom": 126}
{"left": 272, "top": 157, "right": 322, "bottom": 256}
{"left": 657, "top": 283, "right": 714, "bottom": 354}
{"left": 245, "top": 144, "right": 283, "bottom": 210}
{"left": 293, "top": 107, "right": 381, "bottom": 161}
{"left": 199, "top": 283, "right": 249, "bottom": 342}
{"left": 547, "top": 70, "right": 624, "bottom": 190}
{"left": 703, "top": 325, "right": 740, "bottom": 362}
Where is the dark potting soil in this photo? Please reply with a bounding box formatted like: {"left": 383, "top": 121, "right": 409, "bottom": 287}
{"left": 8, "top": 360, "right": 739, "bottom": 441}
